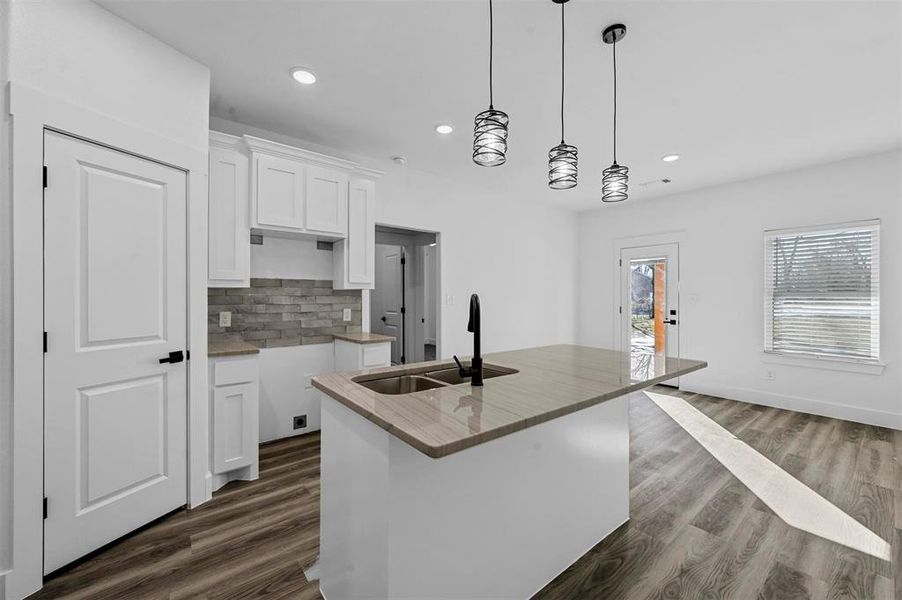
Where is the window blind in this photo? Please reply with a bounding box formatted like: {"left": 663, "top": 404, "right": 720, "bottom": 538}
{"left": 764, "top": 221, "right": 880, "bottom": 362}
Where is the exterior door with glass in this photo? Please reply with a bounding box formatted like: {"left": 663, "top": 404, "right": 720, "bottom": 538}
{"left": 619, "top": 243, "right": 680, "bottom": 384}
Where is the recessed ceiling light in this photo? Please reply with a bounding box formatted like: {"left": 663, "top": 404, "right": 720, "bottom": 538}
{"left": 391, "top": 155, "right": 408, "bottom": 166}
{"left": 290, "top": 67, "right": 317, "bottom": 85}
{"left": 662, "top": 154, "right": 680, "bottom": 162}
{"left": 434, "top": 123, "right": 454, "bottom": 135}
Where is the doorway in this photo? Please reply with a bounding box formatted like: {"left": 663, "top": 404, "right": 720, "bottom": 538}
{"left": 619, "top": 243, "right": 680, "bottom": 384}
{"left": 371, "top": 225, "right": 439, "bottom": 364}
{"left": 42, "top": 130, "right": 189, "bottom": 573}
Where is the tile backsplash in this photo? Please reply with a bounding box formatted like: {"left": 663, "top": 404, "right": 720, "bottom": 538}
{"left": 208, "top": 278, "right": 362, "bottom": 348}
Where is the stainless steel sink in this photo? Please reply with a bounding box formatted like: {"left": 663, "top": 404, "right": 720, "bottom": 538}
{"left": 353, "top": 363, "right": 518, "bottom": 395}
{"left": 356, "top": 375, "right": 448, "bottom": 395}
{"left": 424, "top": 365, "right": 518, "bottom": 385}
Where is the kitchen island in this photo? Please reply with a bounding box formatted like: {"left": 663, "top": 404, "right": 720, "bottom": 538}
{"left": 312, "top": 344, "right": 706, "bottom": 600}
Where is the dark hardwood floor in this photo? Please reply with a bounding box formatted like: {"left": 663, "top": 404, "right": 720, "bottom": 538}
{"left": 31, "top": 387, "right": 900, "bottom": 599}
{"left": 30, "top": 434, "right": 324, "bottom": 600}
{"left": 535, "top": 387, "right": 901, "bottom": 600}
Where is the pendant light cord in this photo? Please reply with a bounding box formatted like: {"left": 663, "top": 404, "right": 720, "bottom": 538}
{"left": 488, "top": 0, "right": 494, "bottom": 109}
{"left": 560, "top": 1, "right": 565, "bottom": 143}
{"left": 612, "top": 35, "right": 617, "bottom": 163}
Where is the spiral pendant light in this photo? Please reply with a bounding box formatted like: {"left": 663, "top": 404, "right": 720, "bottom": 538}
{"left": 601, "top": 23, "right": 628, "bottom": 202}
{"left": 473, "top": 0, "right": 509, "bottom": 167}
{"left": 548, "top": 0, "right": 577, "bottom": 190}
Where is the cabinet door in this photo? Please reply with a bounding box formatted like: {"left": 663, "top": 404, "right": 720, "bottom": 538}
{"left": 212, "top": 382, "right": 258, "bottom": 474}
{"left": 254, "top": 154, "right": 305, "bottom": 230}
{"left": 208, "top": 146, "right": 250, "bottom": 287}
{"left": 346, "top": 178, "right": 375, "bottom": 285}
{"left": 306, "top": 166, "right": 348, "bottom": 235}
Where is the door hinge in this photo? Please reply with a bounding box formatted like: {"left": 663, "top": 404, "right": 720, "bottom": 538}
{"left": 186, "top": 350, "right": 191, "bottom": 360}
{"left": 43, "top": 497, "right": 48, "bottom": 519}
{"left": 619, "top": 306, "right": 622, "bottom": 314}
{"left": 43, "top": 331, "right": 48, "bottom": 353}
{"left": 619, "top": 258, "right": 622, "bottom": 267}
{"left": 43, "top": 166, "right": 48, "bottom": 189}
{"left": 400, "top": 306, "right": 406, "bottom": 315}
{"left": 400, "top": 256, "right": 406, "bottom": 265}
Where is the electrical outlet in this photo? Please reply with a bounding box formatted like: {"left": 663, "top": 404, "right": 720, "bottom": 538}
{"left": 343, "top": 308, "right": 351, "bottom": 322}
{"left": 293, "top": 414, "right": 307, "bottom": 430}
{"left": 219, "top": 311, "right": 231, "bottom": 327}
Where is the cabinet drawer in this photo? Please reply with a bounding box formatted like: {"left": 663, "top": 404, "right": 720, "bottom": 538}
{"left": 362, "top": 343, "right": 391, "bottom": 368}
{"left": 213, "top": 357, "right": 259, "bottom": 386}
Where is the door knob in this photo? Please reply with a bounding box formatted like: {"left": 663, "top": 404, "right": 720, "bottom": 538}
{"left": 380, "top": 316, "right": 387, "bottom": 322}
{"left": 159, "top": 350, "right": 184, "bottom": 364}
{"left": 664, "top": 319, "right": 677, "bottom": 325}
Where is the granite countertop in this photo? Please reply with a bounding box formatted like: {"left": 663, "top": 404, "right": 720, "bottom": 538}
{"left": 208, "top": 340, "right": 261, "bottom": 357}
{"left": 312, "top": 344, "right": 706, "bottom": 458}
{"left": 332, "top": 332, "right": 395, "bottom": 344}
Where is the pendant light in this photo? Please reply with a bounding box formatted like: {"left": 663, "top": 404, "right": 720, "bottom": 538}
{"left": 602, "top": 23, "right": 628, "bottom": 202}
{"left": 473, "top": 0, "right": 509, "bottom": 167}
{"left": 548, "top": 0, "right": 577, "bottom": 190}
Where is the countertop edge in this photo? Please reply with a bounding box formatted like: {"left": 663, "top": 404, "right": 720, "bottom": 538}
{"left": 313, "top": 356, "right": 708, "bottom": 459}
{"left": 332, "top": 332, "right": 396, "bottom": 344}
{"left": 208, "top": 341, "right": 261, "bottom": 357}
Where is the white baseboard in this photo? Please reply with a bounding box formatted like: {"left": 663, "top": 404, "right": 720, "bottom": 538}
{"left": 680, "top": 382, "right": 902, "bottom": 430}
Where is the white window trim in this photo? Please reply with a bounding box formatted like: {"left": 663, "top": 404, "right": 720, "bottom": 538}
{"left": 763, "top": 218, "right": 882, "bottom": 369}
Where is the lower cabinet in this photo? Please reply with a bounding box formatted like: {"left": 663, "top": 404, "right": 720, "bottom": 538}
{"left": 209, "top": 354, "right": 260, "bottom": 492}
{"left": 334, "top": 339, "right": 392, "bottom": 372}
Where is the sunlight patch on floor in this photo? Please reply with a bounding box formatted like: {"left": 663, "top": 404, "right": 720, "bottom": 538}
{"left": 644, "top": 391, "right": 891, "bottom": 561}
{"left": 303, "top": 556, "right": 320, "bottom": 582}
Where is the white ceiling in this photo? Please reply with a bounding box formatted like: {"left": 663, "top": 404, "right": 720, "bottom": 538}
{"left": 100, "top": 0, "right": 901, "bottom": 211}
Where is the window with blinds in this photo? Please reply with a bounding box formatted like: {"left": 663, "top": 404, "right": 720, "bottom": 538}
{"left": 764, "top": 220, "right": 880, "bottom": 362}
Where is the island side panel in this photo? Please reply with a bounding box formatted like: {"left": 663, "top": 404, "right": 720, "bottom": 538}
{"left": 386, "top": 395, "right": 630, "bottom": 599}
{"left": 320, "top": 396, "right": 391, "bottom": 600}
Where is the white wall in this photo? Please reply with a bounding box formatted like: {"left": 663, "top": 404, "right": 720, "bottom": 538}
{"left": 251, "top": 237, "right": 333, "bottom": 280}
{"left": 578, "top": 151, "right": 902, "bottom": 428}
{"left": 210, "top": 117, "right": 581, "bottom": 360}
{"left": 1, "top": 1, "right": 209, "bottom": 596}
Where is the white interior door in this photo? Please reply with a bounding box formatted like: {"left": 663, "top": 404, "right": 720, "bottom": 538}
{"left": 43, "top": 130, "right": 188, "bottom": 574}
{"left": 619, "top": 243, "right": 680, "bottom": 384}
{"left": 374, "top": 244, "right": 403, "bottom": 364}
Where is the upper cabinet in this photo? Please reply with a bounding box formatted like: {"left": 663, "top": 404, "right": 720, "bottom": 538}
{"left": 252, "top": 154, "right": 305, "bottom": 231}
{"left": 334, "top": 178, "right": 376, "bottom": 289}
{"left": 208, "top": 133, "right": 250, "bottom": 287}
{"left": 208, "top": 131, "right": 381, "bottom": 289}
{"left": 245, "top": 136, "right": 369, "bottom": 240}
{"left": 305, "top": 166, "right": 348, "bottom": 236}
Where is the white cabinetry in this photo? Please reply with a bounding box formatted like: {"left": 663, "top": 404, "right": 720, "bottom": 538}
{"left": 207, "top": 132, "right": 381, "bottom": 289}
{"left": 306, "top": 166, "right": 348, "bottom": 236}
{"left": 244, "top": 135, "right": 378, "bottom": 241}
{"left": 252, "top": 154, "right": 305, "bottom": 231}
{"left": 208, "top": 133, "right": 250, "bottom": 287}
{"left": 209, "top": 354, "right": 259, "bottom": 491}
{"left": 334, "top": 178, "right": 376, "bottom": 289}
{"left": 334, "top": 338, "right": 392, "bottom": 372}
